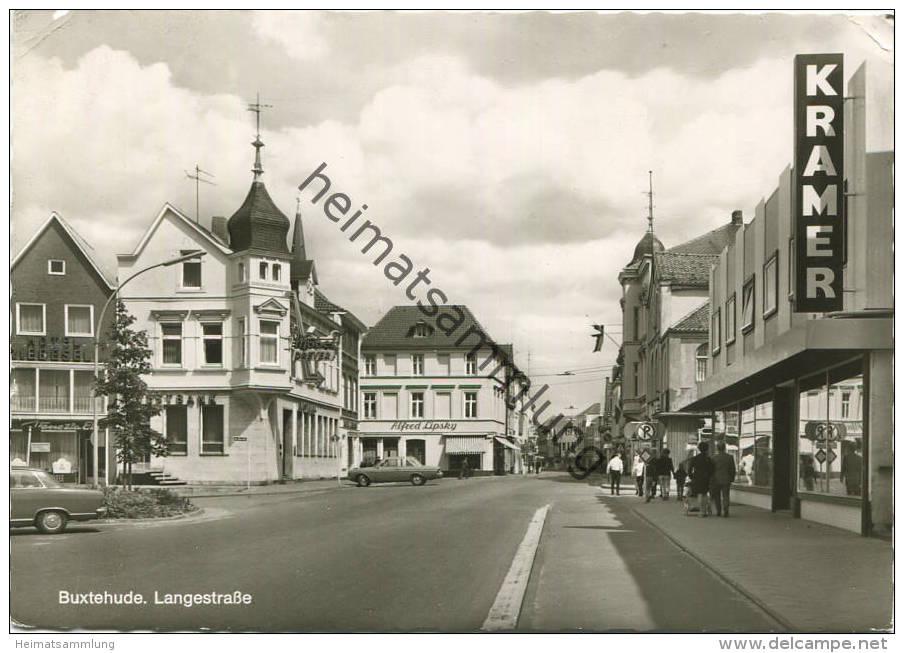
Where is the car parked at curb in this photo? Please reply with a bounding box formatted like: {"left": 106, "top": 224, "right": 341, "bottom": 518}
{"left": 348, "top": 457, "right": 443, "bottom": 487}
{"left": 10, "top": 468, "right": 107, "bottom": 534}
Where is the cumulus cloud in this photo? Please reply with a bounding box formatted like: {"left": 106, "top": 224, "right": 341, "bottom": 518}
{"left": 251, "top": 10, "right": 329, "bottom": 61}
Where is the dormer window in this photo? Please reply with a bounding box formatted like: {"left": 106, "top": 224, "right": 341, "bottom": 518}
{"left": 407, "top": 320, "right": 433, "bottom": 339}
{"left": 259, "top": 262, "right": 268, "bottom": 280}
{"left": 48, "top": 259, "right": 66, "bottom": 275}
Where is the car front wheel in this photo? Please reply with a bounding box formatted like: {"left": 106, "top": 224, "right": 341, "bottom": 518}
{"left": 410, "top": 474, "right": 426, "bottom": 486}
{"left": 36, "top": 510, "right": 68, "bottom": 534}
{"left": 356, "top": 474, "right": 371, "bottom": 487}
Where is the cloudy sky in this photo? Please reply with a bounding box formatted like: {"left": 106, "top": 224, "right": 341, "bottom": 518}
{"left": 10, "top": 10, "right": 893, "bottom": 416}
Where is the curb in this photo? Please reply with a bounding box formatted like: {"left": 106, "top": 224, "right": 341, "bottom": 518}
{"left": 180, "top": 484, "right": 350, "bottom": 498}
{"left": 631, "top": 506, "right": 795, "bottom": 632}
{"left": 96, "top": 507, "right": 205, "bottom": 525}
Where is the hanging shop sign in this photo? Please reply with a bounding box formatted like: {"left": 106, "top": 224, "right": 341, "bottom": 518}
{"left": 794, "top": 53, "right": 844, "bottom": 312}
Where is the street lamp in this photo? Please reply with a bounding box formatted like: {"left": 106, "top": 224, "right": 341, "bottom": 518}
{"left": 91, "top": 250, "right": 206, "bottom": 488}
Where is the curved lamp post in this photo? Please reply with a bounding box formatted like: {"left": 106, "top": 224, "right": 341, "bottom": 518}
{"left": 92, "top": 250, "right": 206, "bottom": 488}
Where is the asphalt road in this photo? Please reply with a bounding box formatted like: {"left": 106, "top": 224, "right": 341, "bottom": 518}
{"left": 10, "top": 473, "right": 778, "bottom": 632}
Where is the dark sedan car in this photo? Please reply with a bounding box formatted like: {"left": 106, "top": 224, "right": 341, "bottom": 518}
{"left": 10, "top": 468, "right": 107, "bottom": 534}
{"left": 348, "top": 457, "right": 443, "bottom": 487}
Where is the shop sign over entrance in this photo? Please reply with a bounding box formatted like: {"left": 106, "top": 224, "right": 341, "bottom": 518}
{"left": 794, "top": 53, "right": 844, "bottom": 312}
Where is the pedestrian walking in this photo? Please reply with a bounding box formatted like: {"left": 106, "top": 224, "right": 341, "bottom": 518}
{"left": 459, "top": 458, "right": 470, "bottom": 480}
{"left": 710, "top": 441, "right": 736, "bottom": 517}
{"left": 633, "top": 454, "right": 645, "bottom": 496}
{"left": 535, "top": 457, "right": 542, "bottom": 475}
{"left": 644, "top": 450, "right": 658, "bottom": 502}
{"left": 675, "top": 461, "right": 688, "bottom": 501}
{"left": 606, "top": 452, "right": 624, "bottom": 495}
{"left": 688, "top": 441, "right": 715, "bottom": 516}
{"left": 656, "top": 448, "right": 675, "bottom": 500}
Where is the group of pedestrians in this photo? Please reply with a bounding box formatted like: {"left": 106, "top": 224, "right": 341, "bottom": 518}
{"left": 686, "top": 440, "right": 737, "bottom": 517}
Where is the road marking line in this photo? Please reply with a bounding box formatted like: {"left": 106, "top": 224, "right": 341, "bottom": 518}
{"left": 481, "top": 503, "right": 550, "bottom": 631}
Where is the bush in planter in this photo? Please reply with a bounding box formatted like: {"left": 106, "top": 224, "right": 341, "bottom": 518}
{"left": 102, "top": 487, "right": 195, "bottom": 519}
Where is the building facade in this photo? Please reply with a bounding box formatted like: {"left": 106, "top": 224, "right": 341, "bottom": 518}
{"left": 116, "top": 135, "right": 363, "bottom": 484}
{"left": 357, "top": 306, "right": 523, "bottom": 475}
{"left": 686, "top": 63, "right": 893, "bottom": 536}
{"left": 10, "top": 213, "right": 116, "bottom": 484}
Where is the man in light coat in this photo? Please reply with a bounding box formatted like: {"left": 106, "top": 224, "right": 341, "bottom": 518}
{"left": 633, "top": 454, "right": 645, "bottom": 496}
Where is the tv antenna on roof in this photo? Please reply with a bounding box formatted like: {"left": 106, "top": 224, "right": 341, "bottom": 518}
{"left": 185, "top": 164, "right": 216, "bottom": 223}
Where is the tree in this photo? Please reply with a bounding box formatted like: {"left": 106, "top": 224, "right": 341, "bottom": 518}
{"left": 95, "top": 300, "right": 166, "bottom": 489}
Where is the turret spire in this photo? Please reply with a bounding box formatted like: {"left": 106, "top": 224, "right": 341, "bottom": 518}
{"left": 247, "top": 92, "right": 272, "bottom": 181}
{"left": 646, "top": 170, "right": 655, "bottom": 233}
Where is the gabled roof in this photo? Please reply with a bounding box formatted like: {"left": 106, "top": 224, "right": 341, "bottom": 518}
{"left": 119, "top": 203, "right": 233, "bottom": 261}
{"left": 669, "top": 301, "right": 710, "bottom": 334}
{"left": 12, "top": 212, "right": 116, "bottom": 289}
{"left": 654, "top": 251, "right": 718, "bottom": 287}
{"left": 666, "top": 222, "right": 740, "bottom": 256}
{"left": 362, "top": 305, "right": 497, "bottom": 351}
{"left": 314, "top": 288, "right": 343, "bottom": 313}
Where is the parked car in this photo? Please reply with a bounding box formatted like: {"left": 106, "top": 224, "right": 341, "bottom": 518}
{"left": 10, "top": 468, "right": 107, "bottom": 534}
{"left": 348, "top": 457, "right": 443, "bottom": 487}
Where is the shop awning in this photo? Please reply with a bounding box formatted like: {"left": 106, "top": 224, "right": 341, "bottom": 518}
{"left": 444, "top": 436, "right": 487, "bottom": 455}
{"left": 494, "top": 437, "right": 521, "bottom": 452}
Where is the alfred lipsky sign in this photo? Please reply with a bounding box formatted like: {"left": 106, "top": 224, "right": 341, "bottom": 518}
{"left": 794, "top": 53, "right": 844, "bottom": 312}
{"left": 388, "top": 421, "right": 458, "bottom": 432}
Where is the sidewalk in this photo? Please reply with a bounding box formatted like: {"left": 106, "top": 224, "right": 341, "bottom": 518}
{"left": 632, "top": 497, "right": 893, "bottom": 632}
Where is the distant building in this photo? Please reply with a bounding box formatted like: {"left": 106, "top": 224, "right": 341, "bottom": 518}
{"left": 10, "top": 213, "right": 116, "bottom": 483}
{"left": 116, "top": 129, "right": 363, "bottom": 484}
{"left": 357, "top": 305, "right": 525, "bottom": 476}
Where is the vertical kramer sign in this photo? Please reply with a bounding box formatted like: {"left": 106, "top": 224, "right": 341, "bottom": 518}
{"left": 794, "top": 53, "right": 844, "bottom": 312}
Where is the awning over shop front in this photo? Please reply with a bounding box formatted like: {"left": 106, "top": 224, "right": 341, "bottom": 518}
{"left": 494, "top": 437, "right": 521, "bottom": 452}
{"left": 444, "top": 436, "right": 487, "bottom": 455}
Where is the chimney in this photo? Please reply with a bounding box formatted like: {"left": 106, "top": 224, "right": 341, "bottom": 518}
{"left": 731, "top": 210, "right": 743, "bottom": 225}
{"left": 211, "top": 216, "right": 230, "bottom": 246}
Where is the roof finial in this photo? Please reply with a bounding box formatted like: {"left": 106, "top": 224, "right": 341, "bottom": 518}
{"left": 247, "top": 92, "right": 273, "bottom": 181}
{"left": 646, "top": 170, "right": 655, "bottom": 233}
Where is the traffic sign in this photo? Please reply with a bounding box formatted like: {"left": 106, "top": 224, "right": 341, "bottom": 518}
{"left": 636, "top": 423, "right": 655, "bottom": 441}
{"left": 233, "top": 436, "right": 247, "bottom": 442}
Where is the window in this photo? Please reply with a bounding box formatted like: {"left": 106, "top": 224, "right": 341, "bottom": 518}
{"left": 732, "top": 396, "right": 773, "bottom": 488}
{"left": 165, "top": 406, "right": 188, "bottom": 455}
{"left": 464, "top": 392, "right": 478, "bottom": 418}
{"left": 64, "top": 305, "right": 94, "bottom": 337}
{"left": 237, "top": 318, "right": 247, "bottom": 367}
{"left": 633, "top": 362, "right": 639, "bottom": 396}
{"left": 161, "top": 323, "right": 182, "bottom": 365}
{"left": 364, "top": 355, "right": 376, "bottom": 376}
{"left": 466, "top": 353, "right": 477, "bottom": 376}
{"left": 17, "top": 303, "right": 45, "bottom": 335}
{"left": 741, "top": 277, "right": 755, "bottom": 331}
{"left": 763, "top": 253, "right": 778, "bottom": 318}
{"left": 202, "top": 323, "right": 223, "bottom": 365}
{"left": 633, "top": 306, "right": 640, "bottom": 341}
{"left": 363, "top": 392, "right": 377, "bottom": 419}
{"left": 797, "top": 360, "right": 863, "bottom": 497}
{"left": 711, "top": 307, "right": 721, "bottom": 355}
{"left": 410, "top": 392, "right": 424, "bottom": 418}
{"left": 259, "top": 321, "right": 279, "bottom": 365}
{"left": 695, "top": 344, "right": 708, "bottom": 383}
{"left": 181, "top": 251, "right": 202, "bottom": 288}
{"left": 412, "top": 354, "right": 424, "bottom": 376}
{"left": 413, "top": 321, "right": 429, "bottom": 337}
{"left": 788, "top": 236, "right": 795, "bottom": 296}
{"left": 201, "top": 404, "right": 224, "bottom": 454}
{"left": 47, "top": 259, "right": 65, "bottom": 275}
{"left": 725, "top": 294, "right": 737, "bottom": 345}
{"left": 238, "top": 262, "right": 246, "bottom": 282}
{"left": 259, "top": 262, "right": 268, "bottom": 280}
{"left": 272, "top": 264, "right": 281, "bottom": 281}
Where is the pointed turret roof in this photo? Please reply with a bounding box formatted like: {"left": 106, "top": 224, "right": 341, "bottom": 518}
{"left": 290, "top": 200, "right": 316, "bottom": 281}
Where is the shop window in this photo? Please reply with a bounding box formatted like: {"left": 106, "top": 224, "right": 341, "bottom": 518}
{"left": 166, "top": 406, "right": 188, "bottom": 455}
{"left": 48, "top": 259, "right": 66, "bottom": 275}
{"left": 798, "top": 360, "right": 863, "bottom": 497}
{"left": 17, "top": 303, "right": 45, "bottom": 335}
{"left": 407, "top": 439, "right": 426, "bottom": 465}
{"left": 201, "top": 323, "right": 223, "bottom": 365}
{"left": 412, "top": 353, "right": 424, "bottom": 376}
{"left": 466, "top": 353, "right": 477, "bottom": 376}
{"left": 65, "top": 305, "right": 94, "bottom": 337}
{"left": 259, "top": 321, "right": 279, "bottom": 365}
{"left": 363, "top": 392, "right": 377, "bottom": 419}
{"left": 734, "top": 396, "right": 772, "bottom": 488}
{"left": 711, "top": 307, "right": 721, "bottom": 355}
{"left": 763, "top": 253, "right": 778, "bottom": 318}
{"left": 181, "top": 251, "right": 202, "bottom": 288}
{"left": 364, "top": 355, "right": 376, "bottom": 376}
{"left": 725, "top": 294, "right": 736, "bottom": 344}
{"left": 741, "top": 277, "right": 755, "bottom": 332}
{"left": 201, "top": 404, "right": 224, "bottom": 454}
{"left": 161, "top": 323, "right": 182, "bottom": 366}
{"left": 464, "top": 392, "right": 478, "bottom": 418}
{"left": 410, "top": 392, "right": 424, "bottom": 418}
